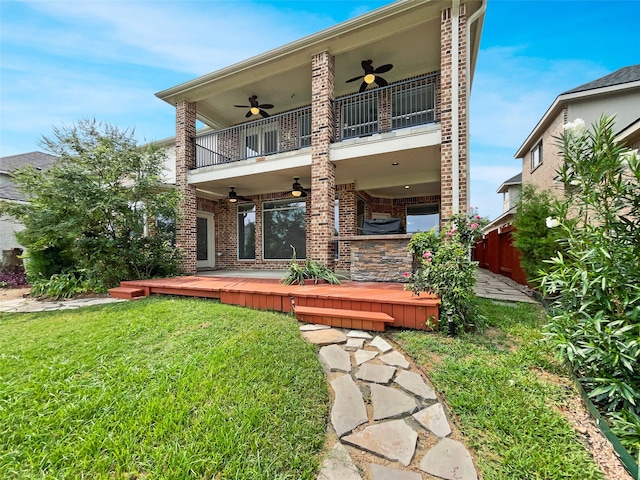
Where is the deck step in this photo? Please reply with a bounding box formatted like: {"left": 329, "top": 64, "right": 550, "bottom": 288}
{"left": 108, "top": 286, "right": 147, "bottom": 300}
{"left": 293, "top": 305, "right": 394, "bottom": 332}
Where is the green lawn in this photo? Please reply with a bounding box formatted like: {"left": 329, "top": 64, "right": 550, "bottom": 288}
{"left": 391, "top": 299, "right": 604, "bottom": 479}
{"left": 0, "top": 297, "right": 328, "bottom": 479}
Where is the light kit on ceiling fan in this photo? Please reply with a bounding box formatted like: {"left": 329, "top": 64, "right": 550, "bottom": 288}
{"left": 291, "top": 177, "right": 307, "bottom": 198}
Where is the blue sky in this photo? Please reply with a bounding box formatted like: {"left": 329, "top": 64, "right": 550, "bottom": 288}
{"left": 1, "top": 0, "right": 638, "bottom": 219}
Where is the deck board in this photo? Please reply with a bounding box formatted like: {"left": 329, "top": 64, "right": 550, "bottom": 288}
{"left": 114, "top": 276, "right": 439, "bottom": 331}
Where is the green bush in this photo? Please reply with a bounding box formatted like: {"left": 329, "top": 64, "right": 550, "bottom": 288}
{"left": 30, "top": 271, "right": 102, "bottom": 299}
{"left": 407, "top": 212, "right": 485, "bottom": 333}
{"left": 512, "top": 184, "right": 565, "bottom": 287}
{"left": 540, "top": 115, "right": 640, "bottom": 457}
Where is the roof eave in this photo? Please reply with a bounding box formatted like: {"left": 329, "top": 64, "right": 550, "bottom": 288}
{"left": 514, "top": 79, "right": 640, "bottom": 159}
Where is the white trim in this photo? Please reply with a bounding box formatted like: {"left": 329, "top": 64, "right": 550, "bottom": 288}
{"left": 196, "top": 211, "right": 215, "bottom": 269}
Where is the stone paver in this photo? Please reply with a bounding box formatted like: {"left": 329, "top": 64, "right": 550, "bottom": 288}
{"left": 369, "top": 463, "right": 422, "bottom": 480}
{"left": 330, "top": 374, "right": 368, "bottom": 438}
{"left": 413, "top": 403, "right": 452, "bottom": 438}
{"left": 0, "top": 296, "right": 124, "bottom": 313}
{"left": 301, "top": 328, "right": 347, "bottom": 345}
{"left": 347, "top": 330, "right": 373, "bottom": 340}
{"left": 354, "top": 349, "right": 378, "bottom": 365}
{"left": 420, "top": 438, "right": 478, "bottom": 480}
{"left": 379, "top": 350, "right": 410, "bottom": 369}
{"left": 319, "top": 344, "right": 351, "bottom": 372}
{"left": 474, "top": 269, "right": 537, "bottom": 304}
{"left": 345, "top": 338, "right": 365, "bottom": 351}
{"left": 394, "top": 370, "right": 437, "bottom": 400}
{"left": 317, "top": 442, "right": 362, "bottom": 480}
{"left": 300, "top": 323, "right": 332, "bottom": 331}
{"left": 370, "top": 384, "right": 418, "bottom": 420}
{"left": 370, "top": 336, "right": 393, "bottom": 352}
{"left": 355, "top": 363, "right": 395, "bottom": 384}
{"left": 342, "top": 420, "right": 418, "bottom": 467}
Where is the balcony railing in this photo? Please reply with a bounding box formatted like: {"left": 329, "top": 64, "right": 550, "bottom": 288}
{"left": 195, "top": 106, "right": 311, "bottom": 168}
{"left": 194, "top": 72, "right": 440, "bottom": 169}
{"left": 334, "top": 72, "right": 440, "bottom": 141}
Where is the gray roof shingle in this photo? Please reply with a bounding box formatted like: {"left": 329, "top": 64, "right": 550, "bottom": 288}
{"left": 562, "top": 64, "right": 640, "bottom": 95}
{"left": 0, "top": 151, "right": 57, "bottom": 201}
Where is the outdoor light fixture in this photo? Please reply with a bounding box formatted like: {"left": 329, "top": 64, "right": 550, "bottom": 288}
{"left": 291, "top": 177, "right": 307, "bottom": 198}
{"left": 228, "top": 187, "right": 239, "bottom": 203}
{"left": 392, "top": 162, "right": 399, "bottom": 166}
{"left": 250, "top": 106, "right": 260, "bottom": 115}
{"left": 364, "top": 73, "right": 376, "bottom": 84}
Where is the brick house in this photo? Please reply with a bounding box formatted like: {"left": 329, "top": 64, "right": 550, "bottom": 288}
{"left": 156, "top": 0, "right": 486, "bottom": 279}
{"left": 515, "top": 64, "right": 640, "bottom": 196}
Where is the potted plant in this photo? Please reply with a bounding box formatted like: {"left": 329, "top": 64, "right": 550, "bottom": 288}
{"left": 281, "top": 246, "right": 342, "bottom": 285}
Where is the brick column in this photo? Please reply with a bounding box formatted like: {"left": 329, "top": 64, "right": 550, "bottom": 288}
{"left": 309, "top": 51, "right": 336, "bottom": 267}
{"left": 175, "top": 100, "right": 197, "bottom": 274}
{"left": 440, "top": 3, "right": 468, "bottom": 224}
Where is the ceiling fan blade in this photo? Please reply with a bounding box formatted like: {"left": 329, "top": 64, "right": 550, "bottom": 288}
{"left": 346, "top": 75, "right": 364, "bottom": 83}
{"left": 234, "top": 105, "right": 250, "bottom": 108}
{"left": 259, "top": 109, "right": 270, "bottom": 118}
{"left": 375, "top": 76, "right": 388, "bottom": 87}
{"left": 361, "top": 59, "right": 374, "bottom": 73}
{"left": 374, "top": 64, "right": 393, "bottom": 74}
{"left": 249, "top": 96, "right": 259, "bottom": 107}
{"left": 259, "top": 104, "right": 274, "bottom": 109}
{"left": 245, "top": 111, "right": 253, "bottom": 118}
{"left": 359, "top": 81, "right": 368, "bottom": 93}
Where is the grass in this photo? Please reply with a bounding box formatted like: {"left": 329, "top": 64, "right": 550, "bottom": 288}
{"left": 390, "top": 298, "right": 605, "bottom": 480}
{"left": 0, "top": 297, "right": 328, "bottom": 479}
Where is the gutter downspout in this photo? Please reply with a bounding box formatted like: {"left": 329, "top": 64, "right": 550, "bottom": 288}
{"left": 451, "top": 0, "right": 460, "bottom": 214}
{"left": 465, "top": 0, "right": 487, "bottom": 212}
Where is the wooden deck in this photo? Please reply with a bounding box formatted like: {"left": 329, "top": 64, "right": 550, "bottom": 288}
{"left": 109, "top": 276, "right": 439, "bottom": 332}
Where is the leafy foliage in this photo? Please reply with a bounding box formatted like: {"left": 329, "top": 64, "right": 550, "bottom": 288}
{"left": 540, "top": 115, "right": 640, "bottom": 456}
{"left": 0, "top": 120, "right": 181, "bottom": 292}
{"left": 0, "top": 266, "right": 28, "bottom": 288}
{"left": 407, "top": 211, "right": 485, "bottom": 333}
{"left": 512, "top": 184, "right": 565, "bottom": 286}
{"left": 281, "top": 246, "right": 341, "bottom": 285}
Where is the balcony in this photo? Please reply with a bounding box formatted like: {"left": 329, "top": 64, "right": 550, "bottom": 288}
{"left": 194, "top": 72, "right": 440, "bottom": 169}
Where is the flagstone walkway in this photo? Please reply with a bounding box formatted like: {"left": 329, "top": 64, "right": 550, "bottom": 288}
{"left": 302, "top": 324, "right": 477, "bottom": 480}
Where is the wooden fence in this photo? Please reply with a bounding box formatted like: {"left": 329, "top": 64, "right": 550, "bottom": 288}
{"left": 473, "top": 225, "right": 528, "bottom": 286}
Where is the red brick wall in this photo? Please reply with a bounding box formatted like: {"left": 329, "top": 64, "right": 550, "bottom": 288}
{"left": 309, "top": 51, "right": 336, "bottom": 267}
{"left": 175, "top": 100, "right": 197, "bottom": 274}
{"left": 440, "top": 3, "right": 468, "bottom": 224}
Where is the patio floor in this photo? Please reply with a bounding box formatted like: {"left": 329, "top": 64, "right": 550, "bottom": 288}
{"left": 109, "top": 274, "right": 440, "bottom": 332}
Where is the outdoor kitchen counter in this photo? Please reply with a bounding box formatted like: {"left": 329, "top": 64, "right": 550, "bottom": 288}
{"left": 336, "top": 234, "right": 413, "bottom": 282}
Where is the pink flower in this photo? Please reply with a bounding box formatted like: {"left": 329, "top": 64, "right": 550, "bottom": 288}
{"left": 426, "top": 257, "right": 432, "bottom": 263}
{"left": 403, "top": 272, "right": 410, "bottom": 278}
{"left": 447, "top": 228, "right": 457, "bottom": 236}
{"left": 476, "top": 215, "right": 481, "bottom": 220}
{"left": 470, "top": 223, "right": 479, "bottom": 229}
{"left": 422, "top": 250, "right": 432, "bottom": 258}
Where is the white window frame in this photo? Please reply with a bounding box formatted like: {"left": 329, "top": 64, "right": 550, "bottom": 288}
{"left": 531, "top": 141, "right": 543, "bottom": 171}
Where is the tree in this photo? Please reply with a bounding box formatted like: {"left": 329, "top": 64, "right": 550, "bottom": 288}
{"left": 0, "top": 119, "right": 181, "bottom": 292}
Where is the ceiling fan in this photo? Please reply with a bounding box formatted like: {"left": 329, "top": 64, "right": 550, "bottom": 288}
{"left": 345, "top": 59, "right": 394, "bottom": 93}
{"left": 227, "top": 187, "right": 251, "bottom": 203}
{"left": 234, "top": 95, "right": 274, "bottom": 118}
{"left": 291, "top": 177, "right": 308, "bottom": 198}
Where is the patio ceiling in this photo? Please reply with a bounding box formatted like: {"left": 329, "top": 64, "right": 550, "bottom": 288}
{"left": 157, "top": 0, "right": 483, "bottom": 130}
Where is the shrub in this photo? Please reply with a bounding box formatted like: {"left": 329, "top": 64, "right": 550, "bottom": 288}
{"left": 30, "top": 271, "right": 101, "bottom": 299}
{"left": 0, "top": 266, "right": 28, "bottom": 288}
{"left": 512, "top": 184, "right": 565, "bottom": 287}
{"left": 540, "top": 115, "right": 640, "bottom": 456}
{"left": 407, "top": 212, "right": 485, "bottom": 333}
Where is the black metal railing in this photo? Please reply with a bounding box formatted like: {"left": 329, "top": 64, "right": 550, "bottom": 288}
{"left": 193, "top": 73, "right": 440, "bottom": 169}
{"left": 334, "top": 72, "right": 440, "bottom": 141}
{"left": 194, "top": 106, "right": 311, "bottom": 168}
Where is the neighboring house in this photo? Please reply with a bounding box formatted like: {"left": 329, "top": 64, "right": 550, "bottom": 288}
{"left": 155, "top": 0, "right": 486, "bottom": 280}
{"left": 476, "top": 64, "right": 640, "bottom": 286}
{"left": 0, "top": 152, "right": 57, "bottom": 266}
{"left": 515, "top": 64, "right": 640, "bottom": 195}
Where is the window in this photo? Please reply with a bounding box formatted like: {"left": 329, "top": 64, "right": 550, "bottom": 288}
{"left": 392, "top": 83, "right": 435, "bottom": 129}
{"left": 238, "top": 204, "right": 256, "bottom": 259}
{"left": 263, "top": 200, "right": 306, "bottom": 259}
{"left": 341, "top": 97, "right": 378, "bottom": 139}
{"left": 406, "top": 204, "right": 439, "bottom": 233}
{"left": 245, "top": 123, "right": 278, "bottom": 158}
{"left": 531, "top": 141, "right": 543, "bottom": 171}
{"left": 299, "top": 111, "right": 311, "bottom": 147}
{"left": 334, "top": 199, "right": 339, "bottom": 259}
